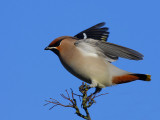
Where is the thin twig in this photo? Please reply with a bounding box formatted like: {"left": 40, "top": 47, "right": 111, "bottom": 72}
{"left": 45, "top": 82, "right": 108, "bottom": 120}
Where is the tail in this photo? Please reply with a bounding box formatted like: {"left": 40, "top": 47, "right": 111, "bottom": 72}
{"left": 112, "top": 74, "right": 151, "bottom": 84}
{"left": 131, "top": 74, "right": 151, "bottom": 81}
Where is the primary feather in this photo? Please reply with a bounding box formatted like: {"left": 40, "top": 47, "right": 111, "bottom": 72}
{"left": 96, "top": 41, "right": 144, "bottom": 60}
{"left": 75, "top": 39, "right": 144, "bottom": 62}
{"left": 74, "top": 22, "right": 109, "bottom": 41}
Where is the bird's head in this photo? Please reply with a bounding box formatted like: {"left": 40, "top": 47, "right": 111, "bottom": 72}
{"left": 44, "top": 36, "right": 75, "bottom": 56}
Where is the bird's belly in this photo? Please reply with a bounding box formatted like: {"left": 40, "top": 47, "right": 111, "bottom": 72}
{"left": 60, "top": 55, "right": 112, "bottom": 87}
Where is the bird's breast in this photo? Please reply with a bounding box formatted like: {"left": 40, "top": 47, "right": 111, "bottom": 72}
{"left": 59, "top": 45, "right": 112, "bottom": 87}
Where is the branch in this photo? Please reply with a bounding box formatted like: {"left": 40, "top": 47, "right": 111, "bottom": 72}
{"left": 44, "top": 82, "right": 108, "bottom": 120}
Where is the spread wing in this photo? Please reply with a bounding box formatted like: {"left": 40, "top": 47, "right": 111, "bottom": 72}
{"left": 75, "top": 39, "right": 144, "bottom": 62}
{"left": 74, "top": 22, "right": 109, "bottom": 41}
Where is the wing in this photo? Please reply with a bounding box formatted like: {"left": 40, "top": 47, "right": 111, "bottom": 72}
{"left": 75, "top": 39, "right": 144, "bottom": 62}
{"left": 74, "top": 22, "right": 109, "bottom": 41}
{"left": 97, "top": 41, "right": 144, "bottom": 60}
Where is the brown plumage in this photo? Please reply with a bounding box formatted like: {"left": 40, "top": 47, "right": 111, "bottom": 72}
{"left": 45, "top": 22, "right": 151, "bottom": 93}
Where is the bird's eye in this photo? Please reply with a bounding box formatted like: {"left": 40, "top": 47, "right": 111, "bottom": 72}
{"left": 53, "top": 39, "right": 62, "bottom": 47}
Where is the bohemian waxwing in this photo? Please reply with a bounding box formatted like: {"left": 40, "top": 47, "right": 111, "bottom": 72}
{"left": 45, "top": 22, "right": 151, "bottom": 93}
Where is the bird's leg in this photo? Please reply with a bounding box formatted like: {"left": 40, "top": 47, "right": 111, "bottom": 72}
{"left": 93, "top": 87, "right": 102, "bottom": 94}
{"left": 88, "top": 80, "right": 102, "bottom": 96}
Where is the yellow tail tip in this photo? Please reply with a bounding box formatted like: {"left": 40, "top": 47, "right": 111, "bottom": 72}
{"left": 146, "top": 74, "right": 151, "bottom": 81}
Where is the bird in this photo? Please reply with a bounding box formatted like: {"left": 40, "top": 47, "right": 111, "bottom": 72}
{"left": 44, "top": 22, "right": 151, "bottom": 94}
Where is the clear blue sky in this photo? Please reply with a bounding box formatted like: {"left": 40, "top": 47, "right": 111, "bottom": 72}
{"left": 0, "top": 0, "right": 159, "bottom": 120}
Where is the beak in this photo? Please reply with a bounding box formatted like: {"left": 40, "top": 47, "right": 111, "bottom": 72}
{"left": 44, "top": 46, "right": 57, "bottom": 50}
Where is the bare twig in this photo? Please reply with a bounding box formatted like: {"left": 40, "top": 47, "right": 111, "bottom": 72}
{"left": 45, "top": 82, "right": 108, "bottom": 120}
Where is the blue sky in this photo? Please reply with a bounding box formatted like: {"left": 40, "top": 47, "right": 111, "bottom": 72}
{"left": 0, "top": 0, "right": 159, "bottom": 120}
